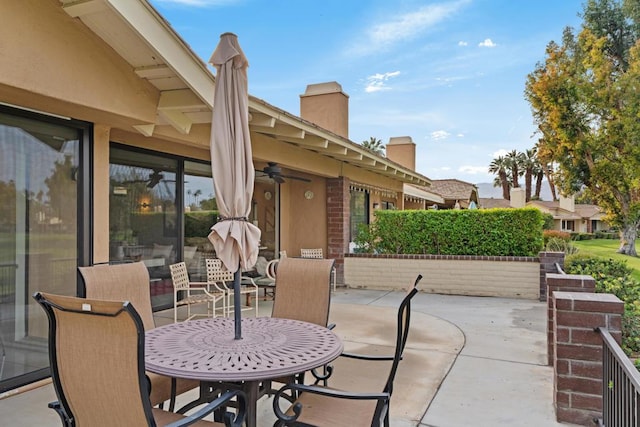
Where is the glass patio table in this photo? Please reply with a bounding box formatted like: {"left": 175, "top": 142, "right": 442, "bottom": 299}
{"left": 145, "top": 316, "right": 343, "bottom": 427}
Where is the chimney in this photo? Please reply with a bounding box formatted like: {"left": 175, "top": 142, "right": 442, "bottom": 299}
{"left": 386, "top": 136, "right": 415, "bottom": 171}
{"left": 510, "top": 187, "right": 526, "bottom": 208}
{"left": 300, "top": 82, "right": 349, "bottom": 139}
{"left": 559, "top": 194, "right": 575, "bottom": 212}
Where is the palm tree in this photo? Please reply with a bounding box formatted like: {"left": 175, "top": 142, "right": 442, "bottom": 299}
{"left": 505, "top": 150, "right": 523, "bottom": 189}
{"left": 488, "top": 156, "right": 510, "bottom": 199}
{"left": 520, "top": 148, "right": 538, "bottom": 202}
{"left": 362, "top": 137, "right": 385, "bottom": 155}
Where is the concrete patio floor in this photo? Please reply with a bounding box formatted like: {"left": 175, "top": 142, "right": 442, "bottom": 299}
{"left": 0, "top": 289, "right": 576, "bottom": 426}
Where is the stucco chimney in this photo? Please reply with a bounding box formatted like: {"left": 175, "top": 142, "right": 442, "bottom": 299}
{"left": 559, "top": 194, "right": 575, "bottom": 212}
{"left": 300, "top": 82, "right": 349, "bottom": 139}
{"left": 386, "top": 136, "right": 415, "bottom": 171}
{"left": 510, "top": 187, "right": 526, "bottom": 208}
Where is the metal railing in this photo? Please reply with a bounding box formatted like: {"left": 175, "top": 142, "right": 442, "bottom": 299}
{"left": 0, "top": 263, "right": 17, "bottom": 302}
{"left": 596, "top": 327, "right": 640, "bottom": 426}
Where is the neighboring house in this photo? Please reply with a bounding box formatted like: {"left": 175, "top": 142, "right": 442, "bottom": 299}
{"left": 480, "top": 188, "right": 608, "bottom": 233}
{"left": 0, "top": 0, "right": 438, "bottom": 392}
{"left": 428, "top": 179, "right": 479, "bottom": 210}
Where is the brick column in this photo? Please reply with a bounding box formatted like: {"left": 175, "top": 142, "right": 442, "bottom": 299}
{"left": 547, "top": 273, "right": 596, "bottom": 365}
{"left": 539, "top": 251, "right": 565, "bottom": 302}
{"left": 552, "top": 291, "right": 623, "bottom": 425}
{"left": 326, "top": 177, "right": 350, "bottom": 284}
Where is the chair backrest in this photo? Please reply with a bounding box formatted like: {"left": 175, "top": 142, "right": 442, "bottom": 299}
{"left": 206, "top": 258, "right": 234, "bottom": 283}
{"left": 300, "top": 248, "right": 323, "bottom": 259}
{"left": 169, "top": 262, "right": 190, "bottom": 291}
{"left": 78, "top": 262, "right": 155, "bottom": 331}
{"left": 383, "top": 274, "right": 422, "bottom": 396}
{"left": 271, "top": 257, "right": 334, "bottom": 327}
{"left": 33, "top": 292, "right": 155, "bottom": 426}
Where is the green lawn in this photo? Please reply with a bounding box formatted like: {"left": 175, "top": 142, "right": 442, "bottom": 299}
{"left": 572, "top": 239, "right": 640, "bottom": 282}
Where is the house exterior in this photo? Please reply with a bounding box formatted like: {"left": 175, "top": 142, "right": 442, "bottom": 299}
{"left": 0, "top": 0, "right": 442, "bottom": 392}
{"left": 479, "top": 188, "right": 608, "bottom": 233}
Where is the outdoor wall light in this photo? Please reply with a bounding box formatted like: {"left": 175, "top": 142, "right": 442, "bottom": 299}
{"left": 304, "top": 190, "right": 314, "bottom": 200}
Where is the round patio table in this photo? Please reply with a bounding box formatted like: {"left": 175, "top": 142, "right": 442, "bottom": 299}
{"left": 145, "top": 317, "right": 343, "bottom": 427}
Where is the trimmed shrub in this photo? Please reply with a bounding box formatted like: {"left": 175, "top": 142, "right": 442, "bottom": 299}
{"left": 185, "top": 210, "right": 218, "bottom": 238}
{"left": 565, "top": 253, "right": 640, "bottom": 355}
{"left": 543, "top": 230, "right": 571, "bottom": 246}
{"left": 546, "top": 237, "right": 579, "bottom": 254}
{"left": 354, "top": 208, "right": 543, "bottom": 257}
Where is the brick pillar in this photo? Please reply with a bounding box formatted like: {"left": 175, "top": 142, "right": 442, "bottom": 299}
{"left": 552, "top": 291, "right": 623, "bottom": 425}
{"left": 539, "top": 251, "right": 565, "bottom": 302}
{"left": 326, "top": 177, "right": 350, "bottom": 284}
{"left": 547, "top": 273, "right": 596, "bottom": 365}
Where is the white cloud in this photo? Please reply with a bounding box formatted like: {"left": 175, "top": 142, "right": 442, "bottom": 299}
{"left": 458, "top": 41, "right": 468, "bottom": 46}
{"left": 364, "top": 71, "right": 401, "bottom": 93}
{"left": 349, "top": 0, "right": 470, "bottom": 56}
{"left": 430, "top": 130, "right": 451, "bottom": 140}
{"left": 492, "top": 149, "right": 510, "bottom": 158}
{"left": 478, "top": 38, "right": 497, "bottom": 48}
{"left": 458, "top": 165, "right": 487, "bottom": 174}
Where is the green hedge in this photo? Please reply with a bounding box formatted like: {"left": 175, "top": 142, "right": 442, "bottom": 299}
{"left": 185, "top": 210, "right": 218, "bottom": 238}
{"left": 355, "top": 208, "right": 544, "bottom": 256}
{"left": 565, "top": 253, "right": 640, "bottom": 355}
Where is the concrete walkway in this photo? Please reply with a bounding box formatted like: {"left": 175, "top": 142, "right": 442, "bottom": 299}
{"left": 0, "top": 289, "right": 574, "bottom": 426}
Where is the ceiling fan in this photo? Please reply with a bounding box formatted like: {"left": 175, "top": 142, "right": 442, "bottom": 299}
{"left": 123, "top": 169, "right": 174, "bottom": 188}
{"left": 257, "top": 162, "right": 311, "bottom": 183}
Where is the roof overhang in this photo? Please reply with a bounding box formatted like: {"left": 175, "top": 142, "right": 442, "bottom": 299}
{"left": 61, "top": 0, "right": 431, "bottom": 187}
{"left": 404, "top": 184, "right": 444, "bottom": 204}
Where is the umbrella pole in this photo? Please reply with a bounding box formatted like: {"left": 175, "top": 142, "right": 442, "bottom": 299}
{"left": 233, "top": 268, "right": 242, "bottom": 339}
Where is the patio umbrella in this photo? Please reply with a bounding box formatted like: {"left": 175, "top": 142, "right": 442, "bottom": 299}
{"left": 208, "top": 32, "right": 261, "bottom": 339}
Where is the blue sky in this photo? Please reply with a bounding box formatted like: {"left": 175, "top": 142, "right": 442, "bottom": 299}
{"left": 150, "top": 0, "right": 585, "bottom": 185}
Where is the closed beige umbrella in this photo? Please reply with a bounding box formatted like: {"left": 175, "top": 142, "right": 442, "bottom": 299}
{"left": 208, "top": 32, "right": 261, "bottom": 339}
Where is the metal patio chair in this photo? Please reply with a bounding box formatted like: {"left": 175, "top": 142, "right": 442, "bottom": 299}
{"left": 241, "top": 256, "right": 279, "bottom": 301}
{"left": 206, "top": 258, "right": 258, "bottom": 317}
{"left": 272, "top": 274, "right": 423, "bottom": 427}
{"left": 169, "top": 261, "right": 226, "bottom": 322}
{"left": 78, "top": 262, "right": 198, "bottom": 411}
{"left": 266, "top": 257, "right": 336, "bottom": 396}
{"left": 300, "top": 248, "right": 337, "bottom": 292}
{"left": 33, "top": 292, "right": 246, "bottom": 427}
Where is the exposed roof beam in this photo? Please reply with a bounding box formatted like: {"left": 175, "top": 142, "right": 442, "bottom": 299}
{"left": 158, "top": 109, "right": 192, "bottom": 134}
{"left": 133, "top": 124, "right": 155, "bottom": 136}
{"left": 158, "top": 89, "right": 206, "bottom": 111}
{"left": 249, "top": 113, "right": 276, "bottom": 128}
{"left": 134, "top": 64, "right": 174, "bottom": 79}
{"left": 252, "top": 124, "right": 305, "bottom": 139}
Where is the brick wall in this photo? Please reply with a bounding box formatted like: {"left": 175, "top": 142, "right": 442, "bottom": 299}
{"left": 326, "top": 177, "right": 350, "bottom": 283}
{"left": 344, "top": 254, "right": 540, "bottom": 299}
{"left": 552, "top": 291, "right": 623, "bottom": 425}
{"left": 546, "top": 273, "right": 596, "bottom": 366}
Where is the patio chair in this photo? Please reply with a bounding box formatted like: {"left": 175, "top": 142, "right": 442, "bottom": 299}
{"left": 169, "top": 261, "right": 226, "bottom": 322}
{"left": 267, "top": 257, "right": 336, "bottom": 395}
{"left": 32, "top": 292, "right": 246, "bottom": 427}
{"left": 300, "top": 248, "right": 336, "bottom": 292}
{"left": 206, "top": 258, "right": 258, "bottom": 317}
{"left": 78, "top": 262, "right": 198, "bottom": 410}
{"left": 272, "top": 274, "right": 422, "bottom": 427}
{"left": 241, "top": 256, "right": 279, "bottom": 301}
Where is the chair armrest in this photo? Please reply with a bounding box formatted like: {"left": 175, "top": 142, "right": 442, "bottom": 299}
{"left": 165, "top": 389, "right": 247, "bottom": 427}
{"left": 272, "top": 383, "right": 389, "bottom": 424}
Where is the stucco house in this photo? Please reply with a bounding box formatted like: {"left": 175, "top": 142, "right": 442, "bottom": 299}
{"left": 0, "top": 0, "right": 447, "bottom": 391}
{"left": 479, "top": 188, "right": 608, "bottom": 233}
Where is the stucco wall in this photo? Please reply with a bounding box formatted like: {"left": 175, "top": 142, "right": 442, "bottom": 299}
{"left": 344, "top": 254, "right": 540, "bottom": 299}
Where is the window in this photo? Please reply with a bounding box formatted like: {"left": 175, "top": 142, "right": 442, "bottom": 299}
{"left": 350, "top": 189, "right": 369, "bottom": 241}
{"left": 0, "top": 107, "right": 88, "bottom": 392}
{"left": 109, "top": 146, "right": 178, "bottom": 308}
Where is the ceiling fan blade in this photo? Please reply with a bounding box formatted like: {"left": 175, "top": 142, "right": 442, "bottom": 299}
{"left": 273, "top": 175, "right": 285, "bottom": 184}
